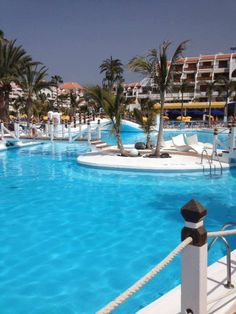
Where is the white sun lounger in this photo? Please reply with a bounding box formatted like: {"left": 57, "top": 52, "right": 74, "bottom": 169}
{"left": 184, "top": 134, "right": 213, "bottom": 150}
{"left": 172, "top": 134, "right": 203, "bottom": 154}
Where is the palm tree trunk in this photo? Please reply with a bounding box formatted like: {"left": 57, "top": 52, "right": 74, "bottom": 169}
{"left": 0, "top": 92, "right": 8, "bottom": 122}
{"left": 26, "top": 97, "right": 33, "bottom": 127}
{"left": 146, "top": 132, "right": 151, "bottom": 149}
{"left": 155, "top": 92, "right": 165, "bottom": 157}
{"left": 181, "top": 92, "right": 184, "bottom": 121}
{"left": 208, "top": 97, "right": 212, "bottom": 128}
{"left": 116, "top": 132, "right": 127, "bottom": 156}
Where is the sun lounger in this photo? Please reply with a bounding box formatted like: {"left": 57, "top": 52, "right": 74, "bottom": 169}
{"left": 184, "top": 134, "right": 213, "bottom": 149}
{"left": 171, "top": 134, "right": 204, "bottom": 154}
{"left": 172, "top": 134, "right": 192, "bottom": 152}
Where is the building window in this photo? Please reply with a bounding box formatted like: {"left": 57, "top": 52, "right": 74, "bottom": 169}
{"left": 218, "top": 60, "right": 228, "bottom": 68}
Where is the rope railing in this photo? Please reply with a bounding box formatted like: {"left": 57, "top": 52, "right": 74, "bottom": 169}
{"left": 96, "top": 228, "right": 236, "bottom": 314}
{"left": 96, "top": 236, "right": 193, "bottom": 314}
{"left": 208, "top": 229, "right": 236, "bottom": 238}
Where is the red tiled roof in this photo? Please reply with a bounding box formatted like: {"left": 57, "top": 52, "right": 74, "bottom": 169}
{"left": 59, "top": 82, "right": 84, "bottom": 90}
{"left": 175, "top": 58, "right": 185, "bottom": 63}
{"left": 200, "top": 54, "right": 215, "bottom": 60}
{"left": 216, "top": 54, "right": 231, "bottom": 60}
{"left": 185, "top": 57, "right": 199, "bottom": 63}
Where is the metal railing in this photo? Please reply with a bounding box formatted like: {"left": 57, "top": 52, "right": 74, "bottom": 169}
{"left": 208, "top": 222, "right": 236, "bottom": 289}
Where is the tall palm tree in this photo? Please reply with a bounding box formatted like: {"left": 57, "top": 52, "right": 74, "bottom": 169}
{"left": 129, "top": 40, "right": 188, "bottom": 157}
{"left": 99, "top": 56, "right": 124, "bottom": 91}
{"left": 217, "top": 77, "right": 236, "bottom": 123}
{"left": 205, "top": 80, "right": 218, "bottom": 127}
{"left": 180, "top": 81, "right": 189, "bottom": 120}
{"left": 85, "top": 85, "right": 127, "bottom": 155}
{"left": 19, "top": 64, "right": 49, "bottom": 125}
{"left": 51, "top": 75, "right": 63, "bottom": 109}
{"left": 0, "top": 40, "right": 32, "bottom": 121}
{"left": 133, "top": 100, "right": 156, "bottom": 149}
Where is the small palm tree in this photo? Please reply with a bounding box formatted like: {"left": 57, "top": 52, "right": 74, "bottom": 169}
{"left": 217, "top": 77, "right": 236, "bottom": 123}
{"left": 99, "top": 56, "right": 124, "bottom": 91}
{"left": 133, "top": 100, "right": 156, "bottom": 149}
{"left": 19, "top": 64, "right": 49, "bottom": 125}
{"left": 205, "top": 80, "right": 218, "bottom": 127}
{"left": 129, "top": 40, "right": 188, "bottom": 157}
{"left": 0, "top": 39, "right": 32, "bottom": 121}
{"left": 85, "top": 85, "right": 127, "bottom": 155}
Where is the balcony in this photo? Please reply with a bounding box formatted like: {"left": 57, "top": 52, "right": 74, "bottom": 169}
{"left": 214, "top": 68, "right": 229, "bottom": 73}
{"left": 197, "top": 76, "right": 212, "bottom": 81}
{"left": 184, "top": 67, "right": 197, "bottom": 71}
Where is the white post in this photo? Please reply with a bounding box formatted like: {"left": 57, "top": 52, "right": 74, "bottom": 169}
{"left": 79, "top": 120, "right": 82, "bottom": 140}
{"left": 87, "top": 120, "right": 91, "bottom": 143}
{"left": 50, "top": 121, "right": 54, "bottom": 141}
{"left": 61, "top": 121, "right": 65, "bottom": 138}
{"left": 0, "top": 122, "right": 4, "bottom": 140}
{"left": 97, "top": 119, "right": 101, "bottom": 140}
{"left": 212, "top": 128, "right": 218, "bottom": 159}
{"left": 68, "top": 122, "right": 72, "bottom": 142}
{"left": 15, "top": 121, "right": 20, "bottom": 139}
{"left": 45, "top": 121, "right": 49, "bottom": 137}
{"left": 181, "top": 199, "right": 208, "bottom": 314}
{"left": 229, "top": 125, "right": 236, "bottom": 153}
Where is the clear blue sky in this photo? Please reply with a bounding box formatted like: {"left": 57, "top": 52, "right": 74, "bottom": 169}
{"left": 1, "top": 0, "right": 235, "bottom": 85}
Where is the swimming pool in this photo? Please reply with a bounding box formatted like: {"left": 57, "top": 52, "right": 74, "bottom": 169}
{"left": 0, "top": 135, "right": 235, "bottom": 314}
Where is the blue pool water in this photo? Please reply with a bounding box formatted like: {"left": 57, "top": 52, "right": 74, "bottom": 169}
{"left": 101, "top": 128, "right": 227, "bottom": 147}
{"left": 0, "top": 133, "right": 235, "bottom": 314}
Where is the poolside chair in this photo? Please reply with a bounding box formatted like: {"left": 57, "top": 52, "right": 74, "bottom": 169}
{"left": 184, "top": 134, "right": 213, "bottom": 150}
{"left": 171, "top": 134, "right": 203, "bottom": 154}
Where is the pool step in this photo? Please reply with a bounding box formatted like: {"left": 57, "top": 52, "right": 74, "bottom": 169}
{"left": 96, "top": 142, "right": 111, "bottom": 148}
{"left": 91, "top": 140, "right": 103, "bottom": 145}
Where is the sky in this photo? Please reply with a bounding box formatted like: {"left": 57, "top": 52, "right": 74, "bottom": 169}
{"left": 1, "top": 0, "right": 236, "bottom": 85}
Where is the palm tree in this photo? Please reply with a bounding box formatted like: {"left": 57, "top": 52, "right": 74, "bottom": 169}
{"left": 129, "top": 40, "right": 188, "bottom": 157}
{"left": 205, "top": 80, "right": 218, "bottom": 127}
{"left": 12, "top": 96, "right": 26, "bottom": 119}
{"left": 19, "top": 64, "right": 49, "bottom": 125}
{"left": 128, "top": 50, "right": 158, "bottom": 93}
{"left": 217, "top": 77, "right": 236, "bottom": 123}
{"left": 85, "top": 85, "right": 127, "bottom": 155}
{"left": 0, "top": 30, "right": 8, "bottom": 43}
{"left": 0, "top": 40, "right": 32, "bottom": 121}
{"left": 133, "top": 100, "right": 156, "bottom": 149}
{"left": 99, "top": 56, "right": 124, "bottom": 91}
{"left": 51, "top": 75, "right": 63, "bottom": 109}
{"left": 180, "top": 81, "right": 189, "bottom": 120}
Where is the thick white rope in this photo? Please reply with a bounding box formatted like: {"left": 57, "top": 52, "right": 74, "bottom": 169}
{"left": 208, "top": 229, "right": 236, "bottom": 237}
{"left": 96, "top": 237, "right": 192, "bottom": 314}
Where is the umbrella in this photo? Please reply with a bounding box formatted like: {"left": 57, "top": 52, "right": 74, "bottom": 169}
{"left": 171, "top": 109, "right": 181, "bottom": 115}
{"left": 187, "top": 109, "right": 203, "bottom": 115}
{"left": 211, "top": 109, "right": 224, "bottom": 116}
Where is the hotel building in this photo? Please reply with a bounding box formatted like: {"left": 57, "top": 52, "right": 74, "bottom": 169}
{"left": 124, "top": 53, "right": 236, "bottom": 109}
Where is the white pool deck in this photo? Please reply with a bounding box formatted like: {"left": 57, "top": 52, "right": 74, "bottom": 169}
{"left": 0, "top": 140, "right": 43, "bottom": 151}
{"left": 137, "top": 250, "right": 236, "bottom": 314}
{"left": 77, "top": 150, "right": 230, "bottom": 172}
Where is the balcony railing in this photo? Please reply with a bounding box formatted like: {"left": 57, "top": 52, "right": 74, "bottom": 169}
{"left": 197, "top": 77, "right": 212, "bottom": 81}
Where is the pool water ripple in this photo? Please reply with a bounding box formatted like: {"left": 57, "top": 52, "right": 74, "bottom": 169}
{"left": 0, "top": 137, "right": 235, "bottom": 313}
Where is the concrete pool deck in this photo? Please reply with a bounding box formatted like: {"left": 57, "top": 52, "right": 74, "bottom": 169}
{"left": 77, "top": 150, "right": 230, "bottom": 172}
{"left": 137, "top": 249, "right": 236, "bottom": 314}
